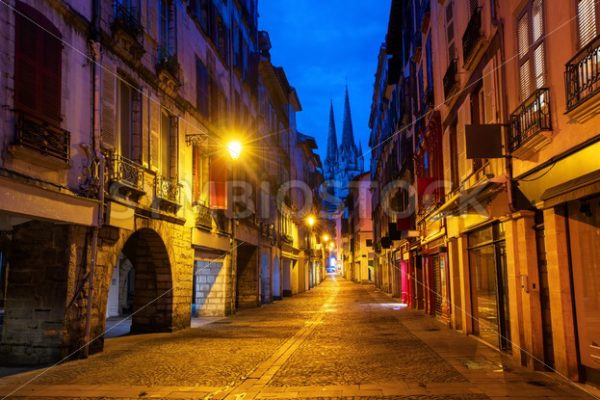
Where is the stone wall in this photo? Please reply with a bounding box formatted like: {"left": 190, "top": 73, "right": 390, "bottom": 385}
{"left": 0, "top": 221, "right": 86, "bottom": 365}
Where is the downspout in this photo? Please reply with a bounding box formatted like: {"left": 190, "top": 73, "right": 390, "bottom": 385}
{"left": 83, "top": 0, "right": 104, "bottom": 358}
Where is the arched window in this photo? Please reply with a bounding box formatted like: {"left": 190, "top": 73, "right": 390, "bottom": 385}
{"left": 14, "top": 1, "right": 62, "bottom": 123}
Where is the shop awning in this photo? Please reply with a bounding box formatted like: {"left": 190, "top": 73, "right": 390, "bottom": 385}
{"left": 430, "top": 179, "right": 504, "bottom": 220}
{"left": 541, "top": 169, "right": 600, "bottom": 208}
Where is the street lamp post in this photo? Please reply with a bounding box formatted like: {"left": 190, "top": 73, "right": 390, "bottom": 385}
{"left": 227, "top": 140, "right": 242, "bottom": 314}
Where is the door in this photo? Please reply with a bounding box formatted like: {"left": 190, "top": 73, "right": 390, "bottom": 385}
{"left": 106, "top": 264, "right": 120, "bottom": 317}
{"left": 568, "top": 197, "right": 600, "bottom": 377}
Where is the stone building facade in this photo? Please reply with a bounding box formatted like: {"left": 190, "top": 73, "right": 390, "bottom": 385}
{"left": 0, "top": 0, "right": 323, "bottom": 366}
{"left": 371, "top": 0, "right": 600, "bottom": 387}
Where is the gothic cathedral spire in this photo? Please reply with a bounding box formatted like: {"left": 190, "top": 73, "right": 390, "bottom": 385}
{"left": 341, "top": 85, "right": 357, "bottom": 154}
{"left": 325, "top": 100, "right": 338, "bottom": 180}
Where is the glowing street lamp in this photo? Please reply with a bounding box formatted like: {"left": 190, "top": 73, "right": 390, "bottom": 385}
{"left": 306, "top": 215, "right": 316, "bottom": 227}
{"left": 322, "top": 233, "right": 330, "bottom": 242}
{"left": 227, "top": 140, "right": 242, "bottom": 160}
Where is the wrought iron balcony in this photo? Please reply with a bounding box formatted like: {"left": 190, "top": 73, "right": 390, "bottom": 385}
{"left": 462, "top": 7, "right": 482, "bottom": 64}
{"left": 566, "top": 35, "right": 600, "bottom": 111}
{"left": 14, "top": 110, "right": 69, "bottom": 162}
{"left": 510, "top": 88, "right": 552, "bottom": 152}
{"left": 112, "top": 4, "right": 143, "bottom": 38}
{"left": 154, "top": 175, "right": 182, "bottom": 212}
{"left": 156, "top": 47, "right": 181, "bottom": 81}
{"left": 196, "top": 203, "right": 213, "bottom": 230}
{"left": 443, "top": 59, "right": 458, "bottom": 100}
{"left": 106, "top": 154, "right": 145, "bottom": 199}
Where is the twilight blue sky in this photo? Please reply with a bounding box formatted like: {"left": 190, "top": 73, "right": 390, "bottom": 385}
{"left": 258, "top": 0, "right": 392, "bottom": 167}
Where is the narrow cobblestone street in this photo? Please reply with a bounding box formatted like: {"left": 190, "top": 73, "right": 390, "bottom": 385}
{"left": 0, "top": 277, "right": 596, "bottom": 400}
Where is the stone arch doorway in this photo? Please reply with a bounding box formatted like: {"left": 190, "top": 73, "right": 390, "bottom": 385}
{"left": 105, "top": 228, "right": 173, "bottom": 335}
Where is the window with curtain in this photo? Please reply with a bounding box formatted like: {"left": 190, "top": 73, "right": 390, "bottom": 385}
{"left": 14, "top": 1, "right": 62, "bottom": 123}
{"left": 517, "top": 0, "right": 545, "bottom": 101}
{"left": 577, "top": 0, "right": 600, "bottom": 49}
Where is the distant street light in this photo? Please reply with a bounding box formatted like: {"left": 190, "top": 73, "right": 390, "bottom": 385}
{"left": 306, "top": 215, "right": 316, "bottom": 227}
{"left": 322, "top": 233, "right": 330, "bottom": 242}
{"left": 227, "top": 140, "right": 242, "bottom": 160}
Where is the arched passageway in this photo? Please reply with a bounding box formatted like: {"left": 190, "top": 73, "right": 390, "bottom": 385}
{"left": 105, "top": 229, "right": 173, "bottom": 335}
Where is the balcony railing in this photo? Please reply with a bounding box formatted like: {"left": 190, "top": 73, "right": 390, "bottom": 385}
{"left": 112, "top": 4, "right": 143, "bottom": 37}
{"left": 14, "top": 110, "right": 70, "bottom": 162}
{"left": 154, "top": 175, "right": 182, "bottom": 211}
{"left": 107, "top": 154, "right": 145, "bottom": 196}
{"left": 443, "top": 59, "right": 458, "bottom": 100}
{"left": 157, "top": 47, "right": 181, "bottom": 81}
{"left": 566, "top": 35, "right": 600, "bottom": 111}
{"left": 510, "top": 88, "right": 552, "bottom": 152}
{"left": 462, "top": 7, "right": 482, "bottom": 64}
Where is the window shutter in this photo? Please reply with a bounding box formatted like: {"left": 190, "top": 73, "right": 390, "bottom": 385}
{"left": 192, "top": 145, "right": 200, "bottom": 203}
{"left": 196, "top": 57, "right": 209, "bottom": 116}
{"left": 578, "top": 0, "right": 597, "bottom": 49}
{"left": 149, "top": 98, "right": 160, "bottom": 169}
{"left": 518, "top": 14, "right": 529, "bottom": 60}
{"left": 40, "top": 30, "right": 62, "bottom": 122}
{"left": 457, "top": 103, "right": 468, "bottom": 180}
{"left": 483, "top": 61, "right": 496, "bottom": 123}
{"left": 101, "top": 60, "right": 116, "bottom": 149}
{"left": 148, "top": 2, "right": 158, "bottom": 43}
{"left": 14, "top": 14, "right": 38, "bottom": 114}
{"left": 169, "top": 115, "right": 178, "bottom": 179}
{"left": 532, "top": 0, "right": 543, "bottom": 42}
{"left": 533, "top": 44, "right": 545, "bottom": 89}
{"left": 209, "top": 155, "right": 228, "bottom": 209}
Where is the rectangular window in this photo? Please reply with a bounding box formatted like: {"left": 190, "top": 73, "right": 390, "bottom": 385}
{"left": 577, "top": 0, "right": 600, "bottom": 49}
{"left": 14, "top": 3, "right": 62, "bottom": 123}
{"left": 190, "top": 0, "right": 210, "bottom": 34}
{"left": 449, "top": 121, "right": 459, "bottom": 190}
{"left": 470, "top": 84, "right": 485, "bottom": 172}
{"left": 118, "top": 80, "right": 133, "bottom": 159}
{"left": 192, "top": 145, "right": 208, "bottom": 204}
{"left": 160, "top": 111, "right": 172, "bottom": 177}
{"left": 196, "top": 56, "right": 209, "bottom": 117}
{"left": 517, "top": 0, "right": 545, "bottom": 101}
{"left": 159, "top": 0, "right": 176, "bottom": 57}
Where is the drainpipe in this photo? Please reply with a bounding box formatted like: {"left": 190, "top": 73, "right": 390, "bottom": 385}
{"left": 83, "top": 0, "right": 104, "bottom": 358}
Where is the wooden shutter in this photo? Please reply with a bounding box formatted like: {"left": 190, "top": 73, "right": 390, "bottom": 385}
{"left": 169, "top": 115, "right": 178, "bottom": 179}
{"left": 14, "top": 13, "right": 38, "bottom": 115}
{"left": 482, "top": 60, "right": 497, "bottom": 123}
{"left": 209, "top": 155, "right": 228, "bottom": 209}
{"left": 457, "top": 103, "right": 467, "bottom": 180}
{"left": 578, "top": 0, "right": 598, "bottom": 49}
{"left": 149, "top": 97, "right": 160, "bottom": 169}
{"left": 14, "top": 4, "right": 62, "bottom": 123}
{"left": 101, "top": 60, "right": 116, "bottom": 149}
{"left": 192, "top": 145, "right": 200, "bottom": 203}
{"left": 41, "top": 33, "right": 62, "bottom": 121}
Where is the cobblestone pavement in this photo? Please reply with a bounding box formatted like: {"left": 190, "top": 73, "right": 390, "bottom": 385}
{"left": 0, "top": 276, "right": 598, "bottom": 399}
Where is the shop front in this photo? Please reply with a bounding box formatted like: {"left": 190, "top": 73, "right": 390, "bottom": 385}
{"left": 421, "top": 237, "right": 450, "bottom": 322}
{"left": 467, "top": 223, "right": 511, "bottom": 351}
